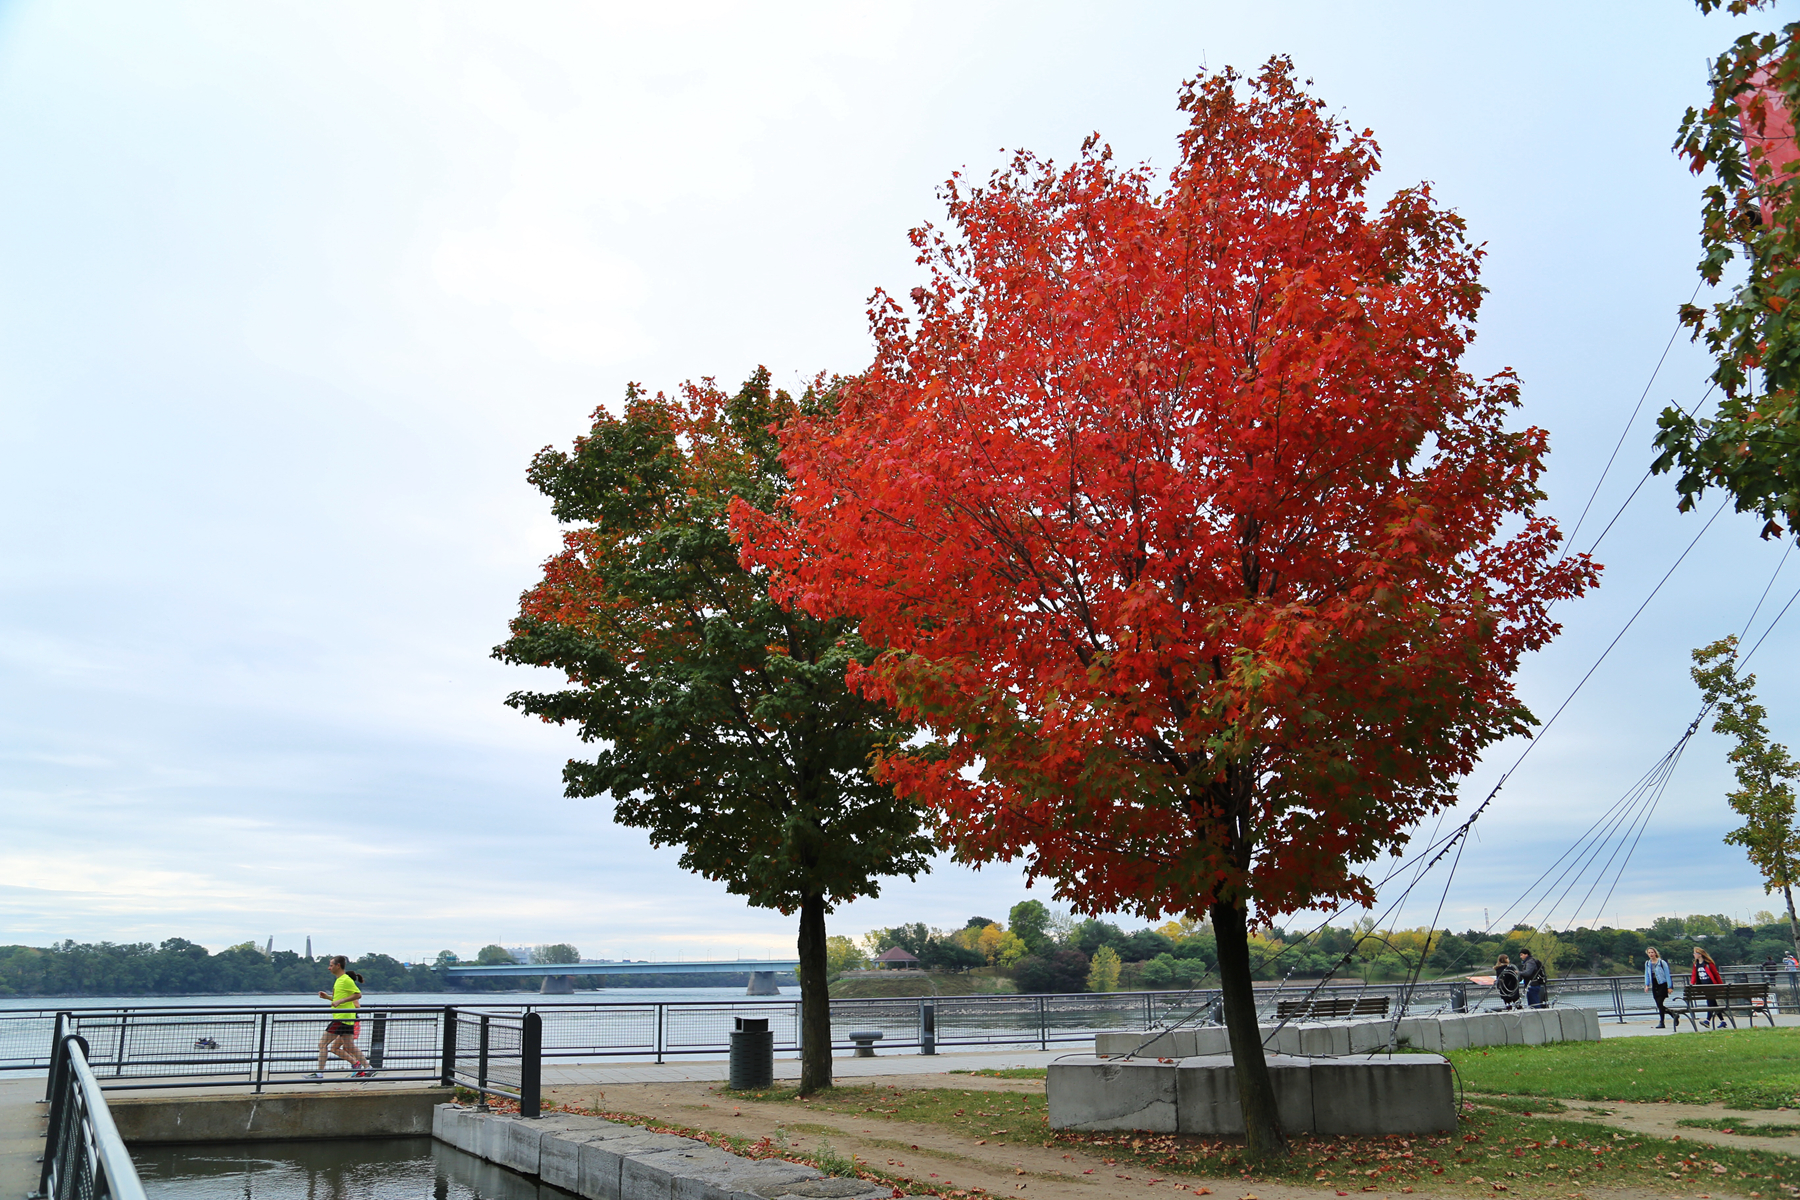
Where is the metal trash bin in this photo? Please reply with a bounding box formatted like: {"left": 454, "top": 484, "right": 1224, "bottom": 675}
{"left": 729, "top": 1017, "right": 773, "bottom": 1090}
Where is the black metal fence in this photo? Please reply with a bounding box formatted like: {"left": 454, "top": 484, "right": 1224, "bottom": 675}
{"left": 449, "top": 1009, "right": 542, "bottom": 1115}
{"left": 3, "top": 968, "right": 1795, "bottom": 1086}
{"left": 39, "top": 1025, "right": 147, "bottom": 1200}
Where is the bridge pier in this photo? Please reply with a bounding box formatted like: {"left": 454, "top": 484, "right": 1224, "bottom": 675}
{"left": 746, "top": 971, "right": 780, "bottom": 996}
{"left": 539, "top": 975, "right": 575, "bottom": 995}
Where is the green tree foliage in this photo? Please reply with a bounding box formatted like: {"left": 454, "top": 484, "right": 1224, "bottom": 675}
{"left": 1012, "top": 949, "right": 1090, "bottom": 994}
{"left": 1086, "top": 945, "right": 1123, "bottom": 993}
{"left": 824, "top": 935, "right": 866, "bottom": 977}
{"left": 1007, "top": 900, "right": 1052, "bottom": 953}
{"left": 530, "top": 944, "right": 581, "bottom": 965}
{"left": 1656, "top": 0, "right": 1800, "bottom": 538}
{"left": 494, "top": 370, "right": 934, "bottom": 1093}
{"left": 1072, "top": 920, "right": 1127, "bottom": 958}
{"left": 0, "top": 941, "right": 445, "bottom": 997}
{"left": 1693, "top": 636, "right": 1800, "bottom": 956}
{"left": 475, "top": 945, "right": 514, "bottom": 966}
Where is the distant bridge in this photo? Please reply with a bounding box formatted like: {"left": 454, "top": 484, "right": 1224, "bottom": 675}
{"left": 443, "top": 959, "right": 801, "bottom": 995}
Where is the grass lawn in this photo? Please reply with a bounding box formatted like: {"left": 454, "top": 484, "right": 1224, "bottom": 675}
{"left": 718, "top": 1078, "right": 1800, "bottom": 1196}
{"left": 1448, "top": 1026, "right": 1800, "bottom": 1108}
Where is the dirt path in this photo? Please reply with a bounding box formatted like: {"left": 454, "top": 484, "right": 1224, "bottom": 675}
{"left": 1552, "top": 1096, "right": 1800, "bottom": 1156}
{"left": 547, "top": 1075, "right": 1370, "bottom": 1199}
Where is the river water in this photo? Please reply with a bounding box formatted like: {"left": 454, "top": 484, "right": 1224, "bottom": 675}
{"left": 134, "top": 1137, "right": 574, "bottom": 1200}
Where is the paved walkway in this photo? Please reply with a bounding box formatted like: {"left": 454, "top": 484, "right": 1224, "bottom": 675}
{"left": 1596, "top": 1009, "right": 1800, "bottom": 1037}
{"left": 0, "top": 1080, "right": 41, "bottom": 1200}
{"left": 544, "top": 1047, "right": 1065, "bottom": 1085}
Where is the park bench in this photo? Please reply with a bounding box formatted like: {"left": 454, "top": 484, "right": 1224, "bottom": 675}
{"left": 1676, "top": 981, "right": 1776, "bottom": 1030}
{"left": 1274, "top": 996, "right": 1390, "bottom": 1021}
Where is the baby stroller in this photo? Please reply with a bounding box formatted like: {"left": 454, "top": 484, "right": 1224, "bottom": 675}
{"left": 1495, "top": 961, "right": 1523, "bottom": 1010}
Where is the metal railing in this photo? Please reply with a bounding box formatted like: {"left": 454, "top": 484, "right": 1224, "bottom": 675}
{"left": 2, "top": 967, "right": 1793, "bottom": 1086}
{"left": 38, "top": 1025, "right": 147, "bottom": 1200}
{"left": 448, "top": 1009, "right": 542, "bottom": 1115}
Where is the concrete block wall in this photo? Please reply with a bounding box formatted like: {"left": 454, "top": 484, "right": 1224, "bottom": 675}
{"left": 1094, "top": 1005, "right": 1598, "bottom": 1061}
{"left": 433, "top": 1105, "right": 895, "bottom": 1200}
{"left": 1050, "top": 1054, "right": 1455, "bottom": 1135}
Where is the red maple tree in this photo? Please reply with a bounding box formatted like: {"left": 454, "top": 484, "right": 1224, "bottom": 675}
{"left": 736, "top": 60, "right": 1596, "bottom": 1155}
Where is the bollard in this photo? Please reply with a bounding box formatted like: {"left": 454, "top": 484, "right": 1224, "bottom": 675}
{"left": 477, "top": 1014, "right": 491, "bottom": 1110}
{"left": 729, "top": 1017, "right": 773, "bottom": 1090}
{"left": 370, "top": 1012, "right": 387, "bottom": 1070}
{"left": 440, "top": 1006, "right": 457, "bottom": 1087}
{"left": 920, "top": 1001, "right": 936, "bottom": 1056}
{"left": 520, "top": 1012, "right": 542, "bottom": 1118}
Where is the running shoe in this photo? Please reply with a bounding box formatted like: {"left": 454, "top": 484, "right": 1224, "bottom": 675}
{"left": 303, "top": 1072, "right": 324, "bottom": 1080}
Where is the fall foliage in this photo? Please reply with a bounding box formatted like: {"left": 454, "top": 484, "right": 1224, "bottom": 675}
{"left": 495, "top": 370, "right": 934, "bottom": 1093}
{"left": 1656, "top": 0, "right": 1800, "bottom": 538}
{"left": 738, "top": 60, "right": 1595, "bottom": 1153}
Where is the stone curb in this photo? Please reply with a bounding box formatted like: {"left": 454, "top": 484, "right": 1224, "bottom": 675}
{"left": 433, "top": 1104, "right": 899, "bottom": 1200}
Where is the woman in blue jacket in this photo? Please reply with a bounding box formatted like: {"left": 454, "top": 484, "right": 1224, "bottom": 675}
{"left": 1643, "top": 947, "right": 1673, "bottom": 1029}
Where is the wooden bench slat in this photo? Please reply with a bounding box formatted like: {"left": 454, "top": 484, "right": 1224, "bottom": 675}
{"left": 1675, "top": 981, "right": 1775, "bottom": 1030}
{"left": 1274, "top": 996, "right": 1390, "bottom": 1020}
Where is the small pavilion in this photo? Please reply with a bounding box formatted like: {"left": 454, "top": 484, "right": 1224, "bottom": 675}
{"left": 874, "top": 946, "right": 920, "bottom": 971}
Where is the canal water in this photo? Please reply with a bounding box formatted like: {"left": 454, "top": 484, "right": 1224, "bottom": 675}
{"left": 134, "top": 1137, "right": 574, "bottom": 1200}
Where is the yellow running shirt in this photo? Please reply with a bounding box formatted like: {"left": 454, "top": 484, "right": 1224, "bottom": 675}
{"left": 331, "top": 974, "right": 361, "bottom": 1023}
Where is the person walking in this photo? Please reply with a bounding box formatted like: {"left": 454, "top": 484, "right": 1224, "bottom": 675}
{"left": 1495, "top": 954, "right": 1522, "bottom": 1010}
{"left": 1519, "top": 948, "right": 1548, "bottom": 1009}
{"left": 307, "top": 956, "right": 373, "bottom": 1079}
{"left": 1644, "top": 947, "right": 1673, "bottom": 1029}
{"left": 1691, "top": 946, "right": 1724, "bottom": 1029}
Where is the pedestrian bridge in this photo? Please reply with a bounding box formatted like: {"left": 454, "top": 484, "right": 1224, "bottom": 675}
{"left": 443, "top": 959, "right": 801, "bottom": 995}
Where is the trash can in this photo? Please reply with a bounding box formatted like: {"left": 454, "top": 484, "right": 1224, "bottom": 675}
{"left": 729, "top": 1017, "right": 773, "bottom": 1090}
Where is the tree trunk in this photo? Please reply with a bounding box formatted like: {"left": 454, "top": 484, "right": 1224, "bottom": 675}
{"left": 797, "top": 893, "right": 832, "bottom": 1095}
{"left": 1211, "top": 899, "right": 1288, "bottom": 1159}
{"left": 1783, "top": 880, "right": 1800, "bottom": 962}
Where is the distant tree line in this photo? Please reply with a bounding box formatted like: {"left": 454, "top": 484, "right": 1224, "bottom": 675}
{"left": 827, "top": 905, "right": 1800, "bottom": 994}
{"left": 0, "top": 940, "right": 444, "bottom": 997}
{"left": 0, "top": 938, "right": 802, "bottom": 997}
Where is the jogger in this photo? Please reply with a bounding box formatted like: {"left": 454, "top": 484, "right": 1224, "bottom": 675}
{"left": 307, "top": 955, "right": 372, "bottom": 1078}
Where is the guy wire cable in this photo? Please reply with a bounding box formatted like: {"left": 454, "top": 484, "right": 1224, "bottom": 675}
{"left": 1561, "top": 281, "right": 1706, "bottom": 556}
{"left": 1578, "top": 384, "right": 1717, "bottom": 562}
{"left": 1419, "top": 540, "right": 1800, "bottom": 975}
{"left": 1262, "top": 492, "right": 1735, "bottom": 982}
{"left": 1162, "top": 491, "right": 1751, "bottom": 1008}
{"left": 1580, "top": 544, "right": 1799, "bottom": 926}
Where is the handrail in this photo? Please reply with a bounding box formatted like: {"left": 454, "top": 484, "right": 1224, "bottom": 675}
{"left": 39, "top": 1030, "right": 147, "bottom": 1200}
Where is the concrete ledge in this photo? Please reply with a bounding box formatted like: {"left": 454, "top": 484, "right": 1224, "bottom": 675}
{"left": 437, "top": 1105, "right": 897, "bottom": 1200}
{"left": 1094, "top": 1006, "right": 1600, "bottom": 1061}
{"left": 1051, "top": 1054, "right": 1454, "bottom": 1136}
{"left": 1045, "top": 1056, "right": 1177, "bottom": 1132}
{"left": 110, "top": 1087, "right": 452, "bottom": 1143}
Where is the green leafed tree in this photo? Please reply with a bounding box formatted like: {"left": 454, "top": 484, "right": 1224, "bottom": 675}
{"left": 1007, "top": 900, "right": 1052, "bottom": 953}
{"left": 1655, "top": 0, "right": 1800, "bottom": 538}
{"left": 1692, "top": 636, "right": 1800, "bottom": 957}
{"left": 494, "top": 369, "right": 935, "bottom": 1093}
{"left": 474, "top": 944, "right": 513, "bottom": 966}
{"left": 530, "top": 944, "right": 581, "bottom": 965}
{"left": 1085, "top": 945, "right": 1123, "bottom": 993}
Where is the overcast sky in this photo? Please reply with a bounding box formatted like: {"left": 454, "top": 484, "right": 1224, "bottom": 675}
{"left": 1, "top": 2, "right": 1793, "bottom": 965}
